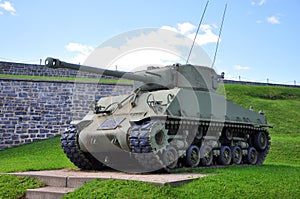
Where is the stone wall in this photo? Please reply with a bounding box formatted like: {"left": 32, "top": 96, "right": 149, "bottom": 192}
{"left": 223, "top": 79, "right": 299, "bottom": 88}
{"left": 0, "top": 61, "right": 132, "bottom": 150}
{"left": 0, "top": 61, "right": 111, "bottom": 78}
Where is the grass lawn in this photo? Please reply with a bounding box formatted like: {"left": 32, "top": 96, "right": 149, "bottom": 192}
{"left": 0, "top": 84, "right": 299, "bottom": 198}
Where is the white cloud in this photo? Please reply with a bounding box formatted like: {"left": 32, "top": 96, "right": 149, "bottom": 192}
{"left": 84, "top": 28, "right": 212, "bottom": 71}
{"left": 177, "top": 22, "right": 196, "bottom": 35}
{"left": 161, "top": 22, "right": 219, "bottom": 46}
{"left": 233, "top": 65, "right": 251, "bottom": 70}
{"left": 66, "top": 43, "right": 94, "bottom": 54}
{"left": 0, "top": 1, "right": 16, "bottom": 15}
{"left": 266, "top": 15, "right": 281, "bottom": 24}
{"left": 251, "top": 0, "right": 266, "bottom": 6}
{"left": 160, "top": 25, "right": 177, "bottom": 33}
{"left": 65, "top": 43, "right": 94, "bottom": 64}
{"left": 192, "top": 24, "right": 219, "bottom": 45}
{"left": 111, "top": 49, "right": 184, "bottom": 72}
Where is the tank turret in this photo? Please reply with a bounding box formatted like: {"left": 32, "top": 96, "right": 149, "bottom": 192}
{"left": 45, "top": 57, "right": 271, "bottom": 173}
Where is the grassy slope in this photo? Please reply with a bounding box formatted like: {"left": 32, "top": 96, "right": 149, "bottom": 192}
{"left": 0, "top": 84, "right": 299, "bottom": 198}
{"left": 0, "top": 136, "right": 75, "bottom": 173}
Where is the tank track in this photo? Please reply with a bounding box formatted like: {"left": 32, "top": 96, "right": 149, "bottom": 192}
{"left": 129, "top": 119, "right": 271, "bottom": 172}
{"left": 61, "top": 125, "right": 105, "bottom": 170}
{"left": 129, "top": 121, "right": 166, "bottom": 172}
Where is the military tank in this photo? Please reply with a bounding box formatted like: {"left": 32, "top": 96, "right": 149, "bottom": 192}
{"left": 45, "top": 57, "right": 271, "bottom": 173}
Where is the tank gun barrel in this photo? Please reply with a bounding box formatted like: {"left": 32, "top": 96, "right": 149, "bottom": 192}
{"left": 45, "top": 57, "right": 147, "bottom": 82}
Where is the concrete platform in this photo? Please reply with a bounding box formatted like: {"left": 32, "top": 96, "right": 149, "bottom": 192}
{"left": 12, "top": 169, "right": 206, "bottom": 198}
{"left": 13, "top": 169, "right": 207, "bottom": 187}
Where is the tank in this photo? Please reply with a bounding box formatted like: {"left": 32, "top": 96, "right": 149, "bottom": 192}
{"left": 45, "top": 57, "right": 271, "bottom": 173}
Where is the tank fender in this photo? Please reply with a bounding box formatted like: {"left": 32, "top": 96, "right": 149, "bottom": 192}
{"left": 71, "top": 120, "right": 93, "bottom": 132}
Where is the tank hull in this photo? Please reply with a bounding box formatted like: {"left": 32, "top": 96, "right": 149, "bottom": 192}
{"left": 62, "top": 88, "right": 270, "bottom": 173}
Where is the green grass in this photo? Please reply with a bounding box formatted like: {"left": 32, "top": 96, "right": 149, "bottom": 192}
{"left": 0, "top": 84, "right": 299, "bottom": 198}
{"left": 63, "top": 165, "right": 300, "bottom": 199}
{"left": 63, "top": 179, "right": 179, "bottom": 199}
{"left": 265, "top": 134, "right": 300, "bottom": 166}
{"left": 0, "top": 175, "right": 44, "bottom": 199}
{"left": 178, "top": 165, "right": 300, "bottom": 199}
{"left": 0, "top": 136, "right": 76, "bottom": 173}
{"left": 0, "top": 73, "right": 131, "bottom": 83}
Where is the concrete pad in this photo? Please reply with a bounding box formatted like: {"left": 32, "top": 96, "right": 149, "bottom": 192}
{"left": 26, "top": 186, "right": 76, "bottom": 199}
{"left": 13, "top": 169, "right": 206, "bottom": 187}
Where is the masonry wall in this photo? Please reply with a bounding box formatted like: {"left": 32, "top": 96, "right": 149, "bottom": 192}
{"left": 0, "top": 61, "right": 105, "bottom": 78}
{"left": 223, "top": 79, "right": 300, "bottom": 88}
{"left": 0, "top": 61, "right": 132, "bottom": 150}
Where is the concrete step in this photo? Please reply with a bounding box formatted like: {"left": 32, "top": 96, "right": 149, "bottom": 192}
{"left": 26, "top": 186, "right": 76, "bottom": 199}
{"left": 13, "top": 170, "right": 98, "bottom": 188}
{"left": 14, "top": 172, "right": 96, "bottom": 188}
{"left": 20, "top": 174, "right": 67, "bottom": 187}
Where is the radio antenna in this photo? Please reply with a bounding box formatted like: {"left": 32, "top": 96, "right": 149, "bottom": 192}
{"left": 211, "top": 3, "right": 227, "bottom": 68}
{"left": 186, "top": 0, "right": 209, "bottom": 64}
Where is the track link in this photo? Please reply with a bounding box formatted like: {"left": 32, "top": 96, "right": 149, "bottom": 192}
{"left": 61, "top": 125, "right": 105, "bottom": 170}
{"left": 129, "top": 121, "right": 166, "bottom": 172}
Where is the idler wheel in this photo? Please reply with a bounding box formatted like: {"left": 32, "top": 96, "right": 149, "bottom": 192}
{"left": 231, "top": 146, "right": 242, "bottom": 165}
{"left": 218, "top": 146, "right": 232, "bottom": 165}
{"left": 186, "top": 145, "right": 201, "bottom": 167}
{"left": 253, "top": 131, "right": 268, "bottom": 151}
{"left": 162, "top": 146, "right": 178, "bottom": 169}
{"left": 200, "top": 145, "right": 213, "bottom": 166}
{"left": 245, "top": 147, "right": 258, "bottom": 165}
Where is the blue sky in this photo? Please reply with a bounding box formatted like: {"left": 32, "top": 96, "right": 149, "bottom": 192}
{"left": 0, "top": 0, "right": 299, "bottom": 85}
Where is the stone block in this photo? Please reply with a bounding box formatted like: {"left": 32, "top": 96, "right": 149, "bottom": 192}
{"left": 32, "top": 116, "right": 42, "bottom": 121}
{"left": 18, "top": 93, "right": 28, "bottom": 98}
{"left": 20, "top": 135, "right": 29, "bottom": 139}
{"left": 15, "top": 111, "right": 27, "bottom": 115}
{"left": 28, "top": 129, "right": 38, "bottom": 133}
{"left": 12, "top": 135, "right": 19, "bottom": 140}
{"left": 5, "top": 140, "right": 12, "bottom": 144}
{"left": 40, "top": 129, "right": 49, "bottom": 134}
